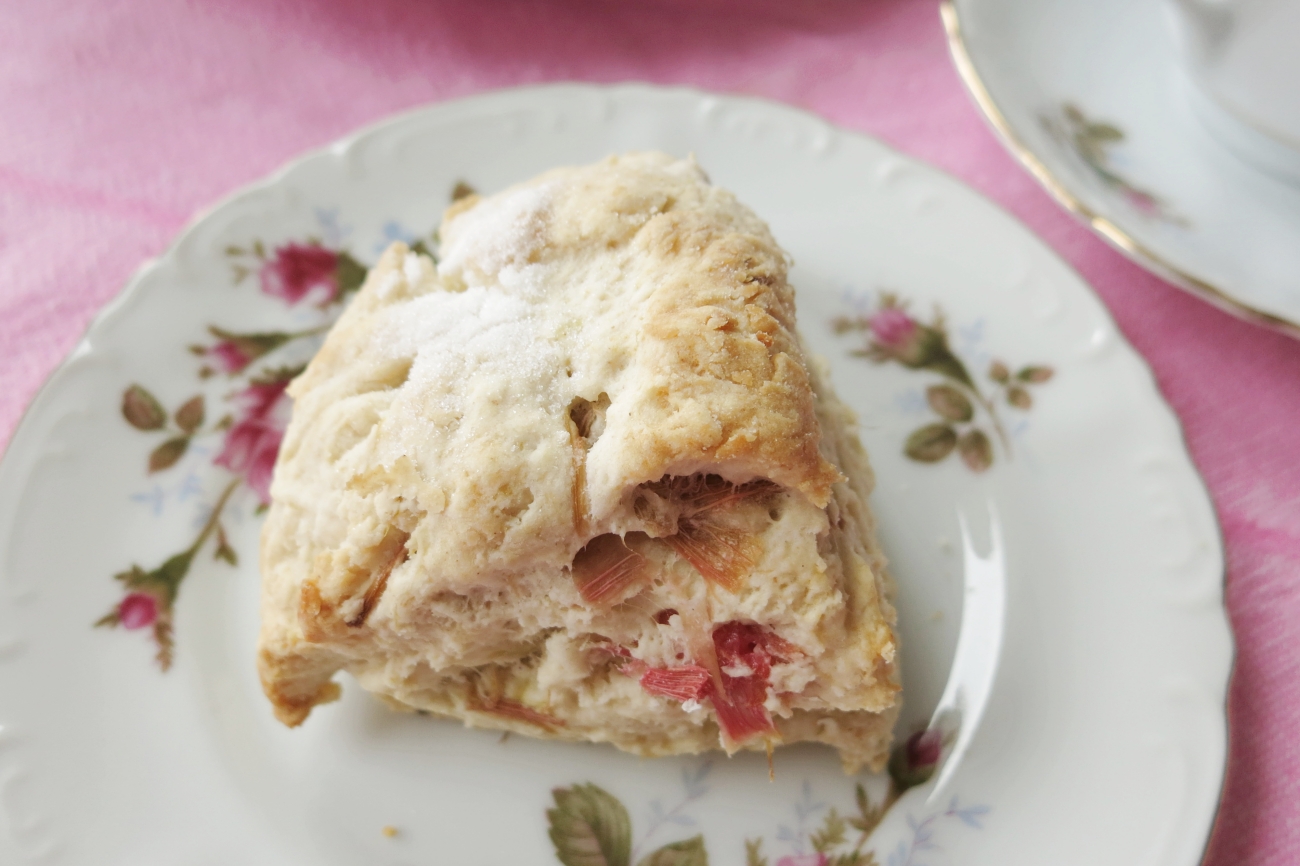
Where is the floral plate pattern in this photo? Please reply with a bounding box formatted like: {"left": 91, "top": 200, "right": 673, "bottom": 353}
{"left": 0, "top": 84, "right": 1230, "bottom": 866}
{"left": 944, "top": 0, "right": 1300, "bottom": 337}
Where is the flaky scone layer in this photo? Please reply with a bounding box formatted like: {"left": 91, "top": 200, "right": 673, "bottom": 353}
{"left": 258, "top": 152, "right": 899, "bottom": 772}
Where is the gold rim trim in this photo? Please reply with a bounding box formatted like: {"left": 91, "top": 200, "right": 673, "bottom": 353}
{"left": 940, "top": 1, "right": 1300, "bottom": 340}
{"left": 944, "top": 8, "right": 1238, "bottom": 863}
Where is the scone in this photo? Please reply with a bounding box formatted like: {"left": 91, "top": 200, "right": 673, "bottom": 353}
{"left": 257, "top": 152, "right": 900, "bottom": 772}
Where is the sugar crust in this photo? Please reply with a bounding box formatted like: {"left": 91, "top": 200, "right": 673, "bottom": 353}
{"left": 257, "top": 152, "right": 900, "bottom": 772}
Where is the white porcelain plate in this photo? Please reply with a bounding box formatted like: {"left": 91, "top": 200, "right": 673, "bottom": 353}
{"left": 0, "top": 84, "right": 1231, "bottom": 866}
{"left": 944, "top": 0, "right": 1300, "bottom": 338}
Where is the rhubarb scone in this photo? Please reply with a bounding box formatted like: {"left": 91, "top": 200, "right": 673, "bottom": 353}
{"left": 257, "top": 152, "right": 900, "bottom": 772}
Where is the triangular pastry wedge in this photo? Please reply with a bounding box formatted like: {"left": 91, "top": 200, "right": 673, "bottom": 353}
{"left": 258, "top": 152, "right": 900, "bottom": 772}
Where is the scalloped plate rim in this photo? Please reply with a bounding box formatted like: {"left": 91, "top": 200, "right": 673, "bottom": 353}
{"left": 0, "top": 82, "right": 1232, "bottom": 866}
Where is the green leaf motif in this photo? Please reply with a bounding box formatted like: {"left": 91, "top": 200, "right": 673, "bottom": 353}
{"left": 810, "top": 808, "right": 848, "bottom": 853}
{"left": 988, "top": 360, "right": 1009, "bottom": 383}
{"left": 830, "top": 852, "right": 879, "bottom": 866}
{"left": 957, "top": 429, "right": 993, "bottom": 473}
{"left": 214, "top": 524, "right": 238, "bottom": 566}
{"left": 905, "top": 424, "right": 957, "bottom": 463}
{"left": 637, "top": 836, "right": 708, "bottom": 866}
{"left": 114, "top": 564, "right": 150, "bottom": 588}
{"left": 925, "top": 385, "right": 973, "bottom": 422}
{"left": 155, "top": 549, "right": 197, "bottom": 603}
{"left": 251, "top": 363, "right": 306, "bottom": 387}
{"left": 122, "top": 385, "right": 166, "bottom": 430}
{"left": 830, "top": 315, "right": 860, "bottom": 335}
{"left": 149, "top": 437, "right": 189, "bottom": 473}
{"left": 1087, "top": 122, "right": 1124, "bottom": 142}
{"left": 174, "top": 396, "right": 205, "bottom": 434}
{"left": 110, "top": 555, "right": 189, "bottom": 609}
{"left": 215, "top": 544, "right": 238, "bottom": 566}
{"left": 891, "top": 320, "right": 975, "bottom": 389}
{"left": 1017, "top": 365, "right": 1054, "bottom": 383}
{"left": 154, "top": 616, "right": 175, "bottom": 670}
{"left": 849, "top": 783, "right": 886, "bottom": 838}
{"left": 1006, "top": 386, "right": 1033, "bottom": 409}
{"left": 548, "top": 784, "right": 633, "bottom": 866}
{"left": 208, "top": 326, "right": 296, "bottom": 365}
{"left": 744, "top": 839, "right": 768, "bottom": 866}
{"left": 336, "top": 251, "right": 368, "bottom": 298}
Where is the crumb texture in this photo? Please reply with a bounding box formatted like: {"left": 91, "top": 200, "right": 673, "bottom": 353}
{"left": 258, "top": 152, "right": 899, "bottom": 772}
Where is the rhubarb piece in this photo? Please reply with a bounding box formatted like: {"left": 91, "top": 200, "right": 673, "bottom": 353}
{"left": 469, "top": 697, "right": 565, "bottom": 731}
{"left": 640, "top": 474, "right": 779, "bottom": 519}
{"left": 662, "top": 516, "right": 761, "bottom": 593}
{"left": 258, "top": 152, "right": 900, "bottom": 772}
{"left": 711, "top": 693, "right": 777, "bottom": 745}
{"left": 638, "top": 622, "right": 797, "bottom": 747}
{"left": 571, "top": 534, "right": 650, "bottom": 605}
{"left": 639, "top": 666, "right": 713, "bottom": 702}
{"left": 712, "top": 621, "right": 786, "bottom": 744}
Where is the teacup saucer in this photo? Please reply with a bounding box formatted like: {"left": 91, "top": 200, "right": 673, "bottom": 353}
{"left": 943, "top": 0, "right": 1300, "bottom": 338}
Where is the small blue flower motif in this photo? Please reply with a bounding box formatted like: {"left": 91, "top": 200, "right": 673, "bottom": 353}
{"left": 313, "top": 206, "right": 351, "bottom": 247}
{"left": 775, "top": 781, "right": 831, "bottom": 855}
{"left": 630, "top": 758, "right": 712, "bottom": 862}
{"left": 949, "top": 798, "right": 990, "bottom": 829}
{"left": 649, "top": 798, "right": 695, "bottom": 828}
{"left": 910, "top": 817, "right": 936, "bottom": 852}
{"left": 130, "top": 485, "right": 166, "bottom": 516}
{"left": 955, "top": 318, "right": 993, "bottom": 375}
{"left": 840, "top": 284, "right": 875, "bottom": 315}
{"left": 377, "top": 220, "right": 416, "bottom": 252}
{"left": 886, "top": 796, "right": 992, "bottom": 866}
{"left": 795, "top": 781, "right": 825, "bottom": 820}
{"left": 832, "top": 290, "right": 1055, "bottom": 474}
{"left": 192, "top": 498, "right": 219, "bottom": 533}
{"left": 895, "top": 388, "right": 929, "bottom": 415}
{"left": 177, "top": 470, "right": 205, "bottom": 503}
{"left": 680, "top": 761, "right": 712, "bottom": 799}
{"left": 667, "top": 811, "right": 693, "bottom": 828}
{"left": 954, "top": 317, "right": 985, "bottom": 355}
{"left": 133, "top": 448, "right": 213, "bottom": 516}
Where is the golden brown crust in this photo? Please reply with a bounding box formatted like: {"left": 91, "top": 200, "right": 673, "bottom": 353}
{"left": 256, "top": 642, "right": 343, "bottom": 727}
{"left": 257, "top": 153, "right": 899, "bottom": 771}
{"left": 626, "top": 207, "right": 843, "bottom": 505}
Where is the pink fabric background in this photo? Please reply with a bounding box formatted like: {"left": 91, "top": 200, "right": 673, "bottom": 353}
{"left": 1, "top": 0, "right": 1297, "bottom": 861}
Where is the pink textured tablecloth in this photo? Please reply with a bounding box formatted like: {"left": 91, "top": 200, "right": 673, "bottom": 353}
{"left": 1, "top": 0, "right": 1297, "bottom": 862}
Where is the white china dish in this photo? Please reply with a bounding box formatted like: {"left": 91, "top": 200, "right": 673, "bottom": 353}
{"left": 945, "top": 0, "right": 1300, "bottom": 338}
{"left": 0, "top": 83, "right": 1231, "bottom": 866}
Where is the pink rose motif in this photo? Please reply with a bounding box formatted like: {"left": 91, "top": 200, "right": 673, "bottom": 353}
{"left": 207, "top": 338, "right": 253, "bottom": 375}
{"left": 905, "top": 728, "right": 943, "bottom": 770}
{"left": 259, "top": 242, "right": 341, "bottom": 306}
{"left": 215, "top": 379, "right": 292, "bottom": 504}
{"left": 776, "top": 855, "right": 828, "bottom": 866}
{"left": 867, "top": 306, "right": 918, "bottom": 350}
{"left": 888, "top": 727, "right": 944, "bottom": 791}
{"left": 118, "top": 592, "right": 159, "bottom": 630}
{"left": 1123, "top": 188, "right": 1160, "bottom": 217}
